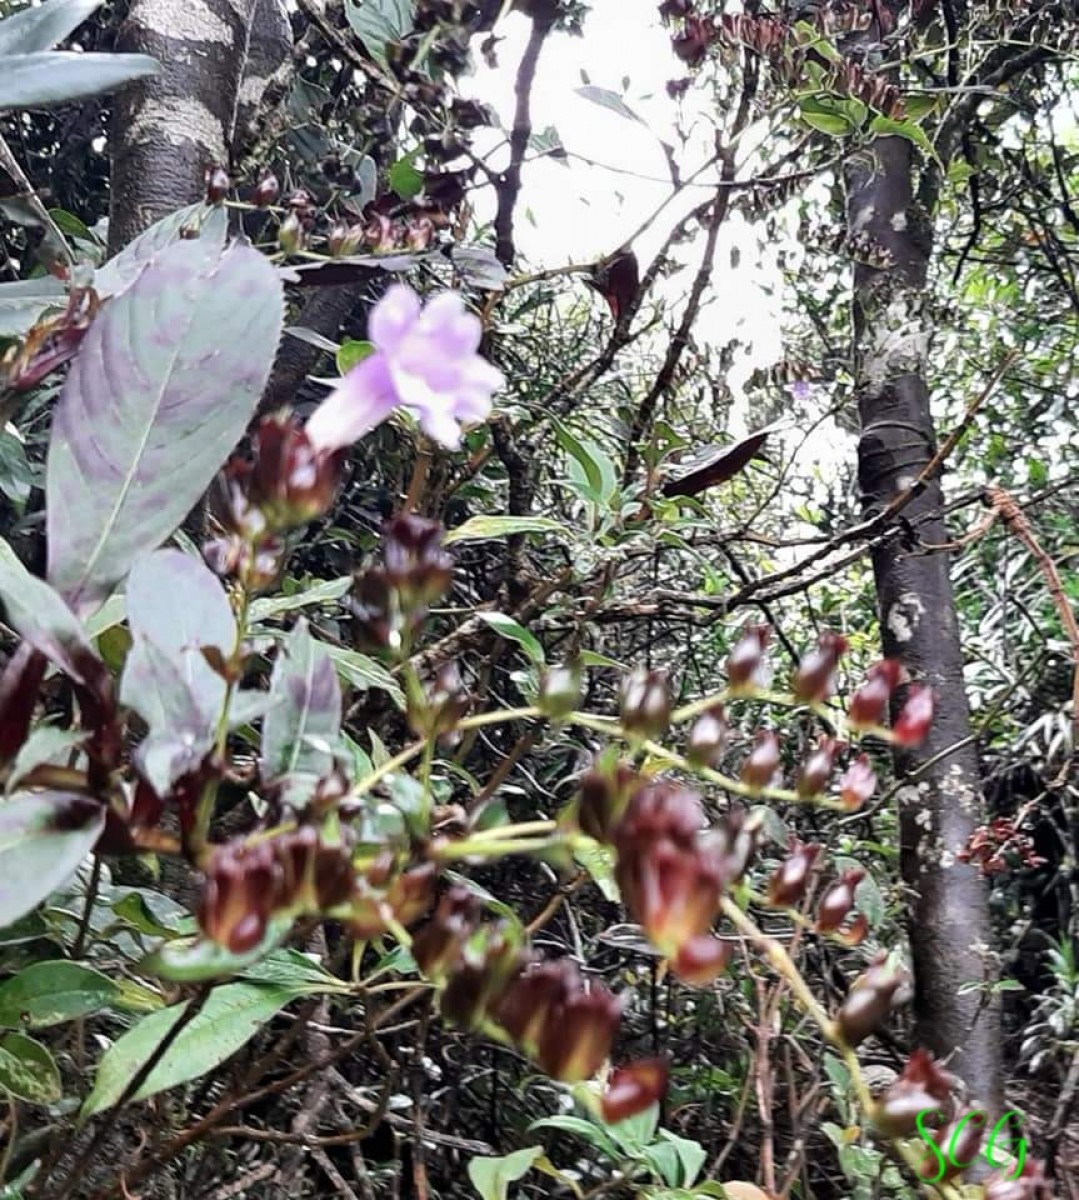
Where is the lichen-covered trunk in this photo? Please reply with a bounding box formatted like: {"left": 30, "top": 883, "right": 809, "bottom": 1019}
{"left": 108, "top": 0, "right": 289, "bottom": 254}
{"left": 846, "top": 134, "right": 1002, "bottom": 1110}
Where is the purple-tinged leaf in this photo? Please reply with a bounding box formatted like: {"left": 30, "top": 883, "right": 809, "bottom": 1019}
{"left": 120, "top": 635, "right": 215, "bottom": 796}
{"left": 94, "top": 202, "right": 228, "bottom": 299}
{"left": 0, "top": 792, "right": 105, "bottom": 928}
{"left": 0, "top": 534, "right": 103, "bottom": 687}
{"left": 660, "top": 420, "right": 786, "bottom": 498}
{"left": 46, "top": 238, "right": 284, "bottom": 616}
{"left": 0, "top": 643, "right": 47, "bottom": 762}
{"left": 261, "top": 619, "right": 341, "bottom": 805}
{"left": 126, "top": 550, "right": 235, "bottom": 725}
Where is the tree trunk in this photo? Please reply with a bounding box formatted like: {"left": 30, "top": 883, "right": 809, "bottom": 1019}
{"left": 846, "top": 132, "right": 1002, "bottom": 1110}
{"left": 108, "top": 0, "right": 289, "bottom": 254}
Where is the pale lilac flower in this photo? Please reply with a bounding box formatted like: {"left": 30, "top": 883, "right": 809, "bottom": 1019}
{"left": 305, "top": 284, "right": 504, "bottom": 452}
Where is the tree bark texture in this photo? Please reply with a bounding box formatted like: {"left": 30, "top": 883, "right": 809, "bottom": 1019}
{"left": 108, "top": 0, "right": 290, "bottom": 254}
{"left": 846, "top": 133, "right": 1002, "bottom": 1110}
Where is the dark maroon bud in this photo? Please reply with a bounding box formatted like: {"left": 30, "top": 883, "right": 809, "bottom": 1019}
{"left": 658, "top": 0, "right": 691, "bottom": 20}
{"left": 838, "top": 754, "right": 877, "bottom": 810}
{"left": 740, "top": 730, "right": 780, "bottom": 791}
{"left": 873, "top": 1049, "right": 956, "bottom": 1136}
{"left": 666, "top": 76, "right": 692, "bottom": 99}
{"left": 247, "top": 413, "right": 342, "bottom": 529}
{"left": 619, "top": 667, "right": 672, "bottom": 741}
{"left": 601, "top": 1058, "right": 669, "bottom": 1123}
{"left": 726, "top": 623, "right": 770, "bottom": 690}
{"left": 792, "top": 632, "right": 848, "bottom": 703}
{"left": 893, "top": 685, "right": 934, "bottom": 746}
{"left": 835, "top": 959, "right": 904, "bottom": 1047}
{"left": 278, "top": 212, "right": 305, "bottom": 255}
{"left": 205, "top": 165, "right": 230, "bottom": 205}
{"left": 496, "top": 959, "right": 576, "bottom": 1051}
{"left": 576, "top": 761, "right": 639, "bottom": 843}
{"left": 364, "top": 213, "right": 396, "bottom": 251}
{"left": 767, "top": 840, "right": 821, "bottom": 907}
{"left": 816, "top": 867, "right": 865, "bottom": 933}
{"left": 287, "top": 188, "right": 312, "bottom": 216}
{"left": 198, "top": 841, "right": 282, "bottom": 954}
{"left": 536, "top": 985, "right": 622, "bottom": 1083}
{"left": 685, "top": 704, "right": 727, "bottom": 767}
{"left": 797, "top": 736, "right": 839, "bottom": 797}
{"left": 918, "top": 1108, "right": 986, "bottom": 1182}
{"left": 327, "top": 222, "right": 362, "bottom": 257}
{"left": 847, "top": 659, "right": 902, "bottom": 727}
{"left": 383, "top": 513, "right": 454, "bottom": 611}
{"left": 412, "top": 886, "right": 481, "bottom": 979}
{"left": 253, "top": 171, "right": 280, "bottom": 207}
{"left": 671, "top": 934, "right": 730, "bottom": 986}
{"left": 405, "top": 215, "right": 435, "bottom": 250}
{"left": 387, "top": 863, "right": 436, "bottom": 926}
{"left": 538, "top": 662, "right": 581, "bottom": 721}
{"left": 0, "top": 644, "right": 47, "bottom": 763}
{"left": 671, "top": 13, "right": 713, "bottom": 66}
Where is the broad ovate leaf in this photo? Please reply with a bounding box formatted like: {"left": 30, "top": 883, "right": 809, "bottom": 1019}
{"left": 93, "top": 201, "right": 228, "bottom": 298}
{"left": 260, "top": 619, "right": 342, "bottom": 804}
{"left": 80, "top": 982, "right": 298, "bottom": 1117}
{"left": 0, "top": 960, "right": 121, "bottom": 1029}
{"left": 125, "top": 549, "right": 235, "bottom": 722}
{"left": 468, "top": 1146, "right": 544, "bottom": 1200}
{"left": 0, "top": 792, "right": 105, "bottom": 928}
{"left": 46, "top": 238, "right": 283, "bottom": 616}
{"left": 0, "top": 1031, "right": 61, "bottom": 1103}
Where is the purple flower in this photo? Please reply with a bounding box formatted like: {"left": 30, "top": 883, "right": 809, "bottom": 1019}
{"left": 305, "top": 284, "right": 504, "bottom": 452}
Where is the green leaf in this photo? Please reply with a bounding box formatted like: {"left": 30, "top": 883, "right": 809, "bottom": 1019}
{"left": 343, "top": 0, "right": 415, "bottom": 69}
{"left": 575, "top": 85, "right": 644, "bottom": 125}
{"left": 0, "top": 1031, "right": 60, "bottom": 1103}
{"left": 643, "top": 1142, "right": 684, "bottom": 1187}
{"left": 528, "top": 1115, "right": 619, "bottom": 1159}
{"left": 336, "top": 339, "right": 375, "bottom": 375}
{"left": 141, "top": 923, "right": 291, "bottom": 983}
{"left": 443, "top": 515, "right": 571, "bottom": 545}
{"left": 0, "top": 427, "right": 33, "bottom": 507}
{"left": 0, "top": 0, "right": 102, "bottom": 57}
{"left": 574, "top": 839, "right": 619, "bottom": 902}
{"left": 468, "top": 1146, "right": 544, "bottom": 1200}
{"left": 903, "top": 94, "right": 939, "bottom": 120}
{"left": 261, "top": 619, "right": 342, "bottom": 804}
{"left": 80, "top": 982, "right": 298, "bottom": 1117}
{"left": 655, "top": 1130, "right": 707, "bottom": 1188}
{"left": 241, "top": 948, "right": 351, "bottom": 994}
{"left": 0, "top": 792, "right": 104, "bottom": 929}
{"left": 48, "top": 207, "right": 97, "bottom": 243}
{"left": 46, "top": 238, "right": 284, "bottom": 616}
{"left": 476, "top": 612, "right": 544, "bottom": 665}
{"left": 798, "top": 95, "right": 864, "bottom": 136}
{"left": 388, "top": 154, "right": 423, "bottom": 200}
{"left": 0, "top": 960, "right": 121, "bottom": 1029}
{"left": 606, "top": 1102, "right": 659, "bottom": 1155}
{"left": 0, "top": 51, "right": 158, "bottom": 111}
{"left": 249, "top": 576, "right": 352, "bottom": 623}
{"left": 0, "top": 275, "right": 65, "bottom": 338}
{"left": 326, "top": 645, "right": 403, "bottom": 707}
{"left": 869, "top": 114, "right": 940, "bottom": 163}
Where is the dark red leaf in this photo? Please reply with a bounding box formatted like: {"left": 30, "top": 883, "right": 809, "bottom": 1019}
{"left": 661, "top": 420, "right": 784, "bottom": 497}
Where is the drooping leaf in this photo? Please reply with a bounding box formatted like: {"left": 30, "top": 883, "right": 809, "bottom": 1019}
{"left": 0, "top": 0, "right": 101, "bottom": 57}
{"left": 5, "top": 724, "right": 85, "bottom": 795}
{"left": 0, "top": 644, "right": 47, "bottom": 764}
{"left": 46, "top": 238, "right": 284, "bottom": 616}
{"left": 0, "top": 536, "right": 103, "bottom": 685}
{"left": 443, "top": 515, "right": 571, "bottom": 545}
{"left": 476, "top": 612, "right": 545, "bottom": 665}
{"left": 261, "top": 620, "right": 342, "bottom": 802}
{"left": 528, "top": 1115, "right": 620, "bottom": 1158}
{"left": 467, "top": 1146, "right": 544, "bottom": 1200}
{"left": 575, "top": 85, "right": 645, "bottom": 125}
{"left": 661, "top": 421, "right": 785, "bottom": 498}
{"left": 249, "top": 576, "right": 352, "bottom": 623}
{"left": 0, "top": 275, "right": 65, "bottom": 337}
{"left": 0, "top": 1031, "right": 61, "bottom": 1103}
{"left": 125, "top": 549, "right": 235, "bottom": 722}
{"left": 80, "top": 982, "right": 299, "bottom": 1116}
{"left": 343, "top": 0, "right": 415, "bottom": 69}
{"left": 326, "top": 645, "right": 404, "bottom": 706}
{"left": 94, "top": 202, "right": 229, "bottom": 298}
{"left": 0, "top": 792, "right": 104, "bottom": 929}
{"left": 0, "top": 960, "right": 121, "bottom": 1029}
{"left": 0, "top": 51, "right": 158, "bottom": 111}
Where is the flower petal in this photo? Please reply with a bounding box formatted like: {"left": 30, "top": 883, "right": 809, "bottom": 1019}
{"left": 369, "top": 284, "right": 422, "bottom": 352}
{"left": 305, "top": 354, "right": 398, "bottom": 451}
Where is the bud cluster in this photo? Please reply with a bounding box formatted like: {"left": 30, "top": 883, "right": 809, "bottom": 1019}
{"left": 957, "top": 817, "right": 1046, "bottom": 875}
{"left": 204, "top": 414, "right": 343, "bottom": 588}
{"left": 351, "top": 513, "right": 453, "bottom": 653}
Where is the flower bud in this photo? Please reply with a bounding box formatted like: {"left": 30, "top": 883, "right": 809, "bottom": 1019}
{"left": 412, "top": 886, "right": 481, "bottom": 979}
{"left": 576, "top": 761, "right": 639, "bottom": 843}
{"left": 796, "top": 736, "right": 838, "bottom": 797}
{"left": 536, "top": 986, "right": 622, "bottom": 1082}
{"left": 893, "top": 684, "right": 934, "bottom": 746}
{"left": 364, "top": 213, "right": 396, "bottom": 251}
{"left": 246, "top": 413, "right": 342, "bottom": 529}
{"left": 726, "top": 624, "right": 770, "bottom": 691}
{"left": 205, "top": 166, "right": 230, "bottom": 205}
{"left": 538, "top": 661, "right": 581, "bottom": 721}
{"left": 405, "top": 215, "right": 436, "bottom": 250}
{"left": 387, "top": 863, "right": 436, "bottom": 926}
{"left": 383, "top": 513, "right": 454, "bottom": 612}
{"left": 600, "top": 1058, "right": 669, "bottom": 1124}
{"left": 872, "top": 1049, "right": 955, "bottom": 1137}
{"left": 740, "top": 730, "right": 780, "bottom": 791}
{"left": 918, "top": 1108, "right": 986, "bottom": 1182}
{"left": 496, "top": 959, "right": 576, "bottom": 1052}
{"left": 985, "top": 1160, "right": 1051, "bottom": 1200}
{"left": 838, "top": 754, "right": 877, "bottom": 810}
{"left": 792, "top": 633, "right": 848, "bottom": 703}
{"left": 198, "top": 841, "right": 281, "bottom": 954}
{"left": 441, "top": 928, "right": 524, "bottom": 1031}
{"left": 278, "top": 211, "right": 305, "bottom": 255}
{"left": 847, "top": 660, "right": 902, "bottom": 728}
{"left": 409, "top": 662, "right": 470, "bottom": 743}
{"left": 327, "top": 221, "right": 363, "bottom": 257}
{"left": 672, "top": 934, "right": 730, "bottom": 986}
{"left": 253, "top": 171, "right": 280, "bottom": 207}
{"left": 816, "top": 867, "right": 865, "bottom": 933}
{"left": 835, "top": 959, "right": 904, "bottom": 1047}
{"left": 767, "top": 840, "right": 821, "bottom": 907}
{"left": 685, "top": 704, "right": 727, "bottom": 767}
{"left": 619, "top": 667, "right": 672, "bottom": 741}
